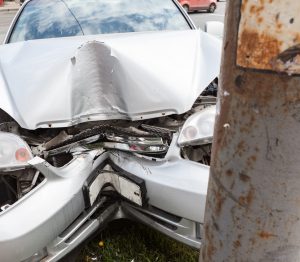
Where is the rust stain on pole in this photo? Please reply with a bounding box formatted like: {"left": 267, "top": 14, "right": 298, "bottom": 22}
{"left": 258, "top": 231, "right": 277, "bottom": 240}
{"left": 200, "top": 0, "right": 300, "bottom": 261}
{"left": 237, "top": 0, "right": 300, "bottom": 74}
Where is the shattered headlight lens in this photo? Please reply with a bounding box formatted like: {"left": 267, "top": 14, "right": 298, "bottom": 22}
{"left": 0, "top": 132, "right": 33, "bottom": 171}
{"left": 178, "top": 105, "right": 216, "bottom": 146}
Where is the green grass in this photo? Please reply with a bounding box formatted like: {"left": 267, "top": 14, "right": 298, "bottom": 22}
{"left": 79, "top": 219, "right": 199, "bottom": 262}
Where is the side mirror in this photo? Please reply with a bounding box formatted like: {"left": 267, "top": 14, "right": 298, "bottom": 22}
{"left": 204, "top": 21, "right": 224, "bottom": 39}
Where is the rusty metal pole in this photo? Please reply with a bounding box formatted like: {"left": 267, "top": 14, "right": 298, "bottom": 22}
{"left": 200, "top": 0, "right": 300, "bottom": 261}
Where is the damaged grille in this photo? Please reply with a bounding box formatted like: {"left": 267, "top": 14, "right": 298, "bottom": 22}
{"left": 35, "top": 124, "right": 172, "bottom": 157}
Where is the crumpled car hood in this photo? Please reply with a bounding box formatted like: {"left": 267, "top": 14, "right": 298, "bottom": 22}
{"left": 0, "top": 30, "right": 221, "bottom": 130}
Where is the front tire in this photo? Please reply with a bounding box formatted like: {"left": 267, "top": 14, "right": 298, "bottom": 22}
{"left": 208, "top": 3, "right": 216, "bottom": 13}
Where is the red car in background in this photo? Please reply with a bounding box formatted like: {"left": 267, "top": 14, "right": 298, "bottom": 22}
{"left": 178, "top": 0, "right": 217, "bottom": 13}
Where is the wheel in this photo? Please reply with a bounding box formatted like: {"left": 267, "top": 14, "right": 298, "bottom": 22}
{"left": 183, "top": 5, "right": 189, "bottom": 13}
{"left": 208, "top": 3, "right": 216, "bottom": 13}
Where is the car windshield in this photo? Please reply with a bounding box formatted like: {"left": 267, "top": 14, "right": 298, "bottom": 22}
{"left": 9, "top": 0, "right": 191, "bottom": 43}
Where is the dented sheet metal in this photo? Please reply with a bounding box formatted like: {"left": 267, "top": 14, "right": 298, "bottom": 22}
{"left": 237, "top": 0, "right": 300, "bottom": 74}
{"left": 0, "top": 30, "right": 221, "bottom": 130}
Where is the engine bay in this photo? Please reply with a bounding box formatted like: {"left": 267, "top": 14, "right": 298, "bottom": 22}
{"left": 0, "top": 82, "right": 217, "bottom": 213}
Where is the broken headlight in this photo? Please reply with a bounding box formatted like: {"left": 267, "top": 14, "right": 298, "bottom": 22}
{"left": 177, "top": 105, "right": 216, "bottom": 146}
{"left": 0, "top": 132, "right": 33, "bottom": 171}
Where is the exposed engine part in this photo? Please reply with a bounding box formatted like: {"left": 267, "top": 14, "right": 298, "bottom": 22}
{"left": 0, "top": 109, "right": 15, "bottom": 123}
{"left": 201, "top": 78, "right": 218, "bottom": 97}
{"left": 0, "top": 121, "right": 19, "bottom": 134}
{"left": 181, "top": 144, "right": 212, "bottom": 166}
{"left": 2, "top": 86, "right": 217, "bottom": 155}
{"left": 46, "top": 136, "right": 168, "bottom": 157}
{"left": 20, "top": 171, "right": 40, "bottom": 194}
{"left": 0, "top": 175, "right": 17, "bottom": 207}
{"left": 32, "top": 123, "right": 173, "bottom": 157}
{"left": 0, "top": 168, "right": 44, "bottom": 212}
{"left": 47, "top": 153, "right": 74, "bottom": 168}
{"left": 103, "top": 135, "right": 168, "bottom": 154}
{"left": 101, "top": 141, "right": 168, "bottom": 154}
{"left": 43, "top": 130, "right": 73, "bottom": 151}
{"left": 141, "top": 124, "right": 173, "bottom": 139}
{"left": 0, "top": 90, "right": 217, "bottom": 189}
{"left": 105, "top": 134, "right": 164, "bottom": 145}
{"left": 41, "top": 135, "right": 102, "bottom": 157}
{"left": 193, "top": 96, "right": 217, "bottom": 107}
{"left": 0, "top": 82, "right": 217, "bottom": 211}
{"left": 43, "top": 125, "right": 169, "bottom": 151}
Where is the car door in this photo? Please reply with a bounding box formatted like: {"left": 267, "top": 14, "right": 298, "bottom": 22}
{"left": 188, "top": 0, "right": 199, "bottom": 10}
{"left": 196, "top": 0, "right": 208, "bottom": 9}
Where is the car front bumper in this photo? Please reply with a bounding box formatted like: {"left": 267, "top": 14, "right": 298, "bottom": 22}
{"left": 0, "top": 143, "right": 209, "bottom": 262}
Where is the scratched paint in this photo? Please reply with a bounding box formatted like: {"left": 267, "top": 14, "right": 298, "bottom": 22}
{"left": 237, "top": 0, "right": 300, "bottom": 74}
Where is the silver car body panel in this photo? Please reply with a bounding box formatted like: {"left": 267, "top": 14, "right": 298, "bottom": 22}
{"left": 0, "top": 30, "right": 221, "bottom": 129}
{"left": 109, "top": 134, "right": 209, "bottom": 222}
{"left": 0, "top": 5, "right": 220, "bottom": 260}
{"left": 0, "top": 134, "right": 209, "bottom": 262}
{"left": 0, "top": 153, "right": 96, "bottom": 262}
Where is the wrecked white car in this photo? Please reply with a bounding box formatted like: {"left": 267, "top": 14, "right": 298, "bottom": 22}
{"left": 0, "top": 0, "right": 221, "bottom": 261}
